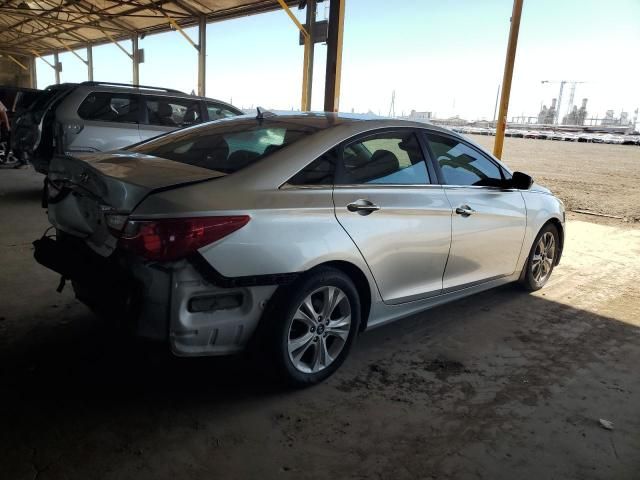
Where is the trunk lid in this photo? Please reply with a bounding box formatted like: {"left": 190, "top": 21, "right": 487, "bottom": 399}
{"left": 47, "top": 152, "right": 222, "bottom": 256}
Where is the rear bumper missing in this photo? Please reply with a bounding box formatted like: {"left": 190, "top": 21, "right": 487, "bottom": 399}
{"left": 33, "top": 234, "right": 277, "bottom": 356}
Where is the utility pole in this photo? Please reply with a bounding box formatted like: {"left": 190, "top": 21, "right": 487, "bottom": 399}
{"left": 493, "top": 0, "right": 524, "bottom": 159}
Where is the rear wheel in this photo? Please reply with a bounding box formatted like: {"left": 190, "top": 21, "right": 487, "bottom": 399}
{"left": 261, "top": 267, "right": 360, "bottom": 387}
{"left": 521, "top": 223, "right": 559, "bottom": 291}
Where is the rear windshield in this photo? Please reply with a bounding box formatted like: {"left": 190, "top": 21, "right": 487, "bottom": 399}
{"left": 130, "top": 119, "right": 318, "bottom": 174}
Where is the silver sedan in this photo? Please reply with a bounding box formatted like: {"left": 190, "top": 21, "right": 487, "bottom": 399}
{"left": 35, "top": 113, "right": 565, "bottom": 386}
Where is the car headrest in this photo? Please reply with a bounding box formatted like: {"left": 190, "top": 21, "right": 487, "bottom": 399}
{"left": 263, "top": 144, "right": 282, "bottom": 156}
{"left": 366, "top": 149, "right": 399, "bottom": 178}
{"left": 183, "top": 108, "right": 198, "bottom": 123}
{"left": 227, "top": 149, "right": 261, "bottom": 170}
{"left": 348, "top": 149, "right": 400, "bottom": 183}
{"left": 157, "top": 102, "right": 173, "bottom": 117}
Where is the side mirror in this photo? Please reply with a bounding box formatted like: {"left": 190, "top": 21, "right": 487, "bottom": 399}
{"left": 510, "top": 171, "right": 533, "bottom": 190}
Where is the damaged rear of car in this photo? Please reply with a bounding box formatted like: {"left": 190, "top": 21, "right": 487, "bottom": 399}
{"left": 34, "top": 117, "right": 318, "bottom": 354}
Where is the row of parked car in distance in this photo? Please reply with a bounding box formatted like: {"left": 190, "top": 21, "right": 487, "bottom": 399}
{"left": 452, "top": 126, "right": 640, "bottom": 145}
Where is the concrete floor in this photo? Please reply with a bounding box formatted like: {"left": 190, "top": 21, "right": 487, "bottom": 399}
{"left": 1, "top": 168, "right": 639, "bottom": 480}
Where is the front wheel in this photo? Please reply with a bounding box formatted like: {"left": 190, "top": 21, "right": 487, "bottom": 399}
{"left": 261, "top": 267, "right": 361, "bottom": 387}
{"left": 521, "top": 223, "right": 559, "bottom": 291}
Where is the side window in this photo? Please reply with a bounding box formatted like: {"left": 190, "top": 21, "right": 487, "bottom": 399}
{"left": 207, "top": 102, "right": 240, "bottom": 121}
{"left": 338, "top": 131, "right": 429, "bottom": 185}
{"left": 425, "top": 133, "right": 503, "bottom": 186}
{"left": 144, "top": 96, "right": 202, "bottom": 127}
{"left": 288, "top": 150, "right": 337, "bottom": 186}
{"left": 77, "top": 92, "right": 140, "bottom": 123}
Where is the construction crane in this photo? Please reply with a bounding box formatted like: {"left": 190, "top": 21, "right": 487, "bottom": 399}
{"left": 388, "top": 90, "right": 396, "bottom": 118}
{"left": 541, "top": 80, "right": 586, "bottom": 124}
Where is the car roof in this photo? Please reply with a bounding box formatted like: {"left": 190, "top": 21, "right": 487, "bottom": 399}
{"left": 48, "top": 82, "right": 239, "bottom": 109}
{"left": 234, "top": 111, "right": 459, "bottom": 136}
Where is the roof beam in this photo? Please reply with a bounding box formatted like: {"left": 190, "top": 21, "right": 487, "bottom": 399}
{"left": 59, "top": 38, "right": 89, "bottom": 65}
{"left": 0, "top": 0, "right": 300, "bottom": 56}
{"left": 0, "top": 46, "right": 36, "bottom": 57}
{"left": 0, "top": 9, "right": 131, "bottom": 33}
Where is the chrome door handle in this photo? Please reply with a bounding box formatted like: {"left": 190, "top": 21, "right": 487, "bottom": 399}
{"left": 347, "top": 199, "right": 381, "bottom": 216}
{"left": 455, "top": 205, "right": 475, "bottom": 216}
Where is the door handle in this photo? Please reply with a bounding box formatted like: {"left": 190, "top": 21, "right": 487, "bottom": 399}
{"left": 347, "top": 199, "right": 381, "bottom": 216}
{"left": 455, "top": 205, "right": 475, "bottom": 216}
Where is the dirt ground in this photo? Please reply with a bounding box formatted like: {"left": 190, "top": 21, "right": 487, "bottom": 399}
{"left": 472, "top": 136, "right": 640, "bottom": 222}
{"left": 1, "top": 147, "right": 640, "bottom": 479}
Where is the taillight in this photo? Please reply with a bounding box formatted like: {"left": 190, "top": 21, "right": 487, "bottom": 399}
{"left": 117, "top": 216, "right": 250, "bottom": 262}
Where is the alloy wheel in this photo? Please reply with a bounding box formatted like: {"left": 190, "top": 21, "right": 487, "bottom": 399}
{"left": 531, "top": 231, "right": 556, "bottom": 285}
{"left": 287, "top": 286, "right": 352, "bottom": 374}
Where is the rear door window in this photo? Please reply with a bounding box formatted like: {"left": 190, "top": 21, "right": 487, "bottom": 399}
{"left": 77, "top": 92, "right": 140, "bottom": 123}
{"left": 287, "top": 150, "right": 337, "bottom": 186}
{"left": 338, "top": 130, "right": 430, "bottom": 185}
{"left": 144, "top": 96, "right": 202, "bottom": 127}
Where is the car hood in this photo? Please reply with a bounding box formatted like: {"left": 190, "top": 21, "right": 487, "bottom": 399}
{"left": 529, "top": 182, "right": 552, "bottom": 194}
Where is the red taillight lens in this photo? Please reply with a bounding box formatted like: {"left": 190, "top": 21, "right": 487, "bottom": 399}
{"left": 117, "top": 216, "right": 250, "bottom": 261}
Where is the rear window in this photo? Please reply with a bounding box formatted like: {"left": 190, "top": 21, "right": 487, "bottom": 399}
{"left": 77, "top": 92, "right": 140, "bottom": 123}
{"left": 130, "top": 120, "right": 318, "bottom": 174}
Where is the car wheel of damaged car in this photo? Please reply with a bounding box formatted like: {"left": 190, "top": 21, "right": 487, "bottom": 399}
{"left": 264, "top": 267, "right": 360, "bottom": 387}
{"left": 521, "top": 223, "right": 559, "bottom": 291}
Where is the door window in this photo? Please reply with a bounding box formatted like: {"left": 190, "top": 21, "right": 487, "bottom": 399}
{"left": 207, "top": 102, "right": 241, "bottom": 121}
{"left": 338, "top": 131, "right": 430, "bottom": 185}
{"left": 425, "top": 133, "right": 504, "bottom": 186}
{"left": 77, "top": 92, "right": 140, "bottom": 123}
{"left": 144, "top": 96, "right": 202, "bottom": 127}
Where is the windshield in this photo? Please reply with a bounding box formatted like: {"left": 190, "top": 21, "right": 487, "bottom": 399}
{"left": 130, "top": 119, "right": 318, "bottom": 174}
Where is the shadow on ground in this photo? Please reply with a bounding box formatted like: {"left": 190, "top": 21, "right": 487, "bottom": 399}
{"left": 1, "top": 169, "right": 639, "bottom": 480}
{"left": 1, "top": 287, "right": 639, "bottom": 480}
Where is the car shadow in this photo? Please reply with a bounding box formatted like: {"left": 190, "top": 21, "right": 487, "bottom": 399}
{"left": 1, "top": 278, "right": 639, "bottom": 478}
{"left": 0, "top": 283, "right": 637, "bottom": 409}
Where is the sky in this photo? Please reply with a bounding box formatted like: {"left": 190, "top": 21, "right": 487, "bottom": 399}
{"left": 36, "top": 0, "right": 640, "bottom": 125}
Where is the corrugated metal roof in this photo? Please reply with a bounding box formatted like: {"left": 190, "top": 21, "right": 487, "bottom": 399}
{"left": 0, "top": 0, "right": 299, "bottom": 57}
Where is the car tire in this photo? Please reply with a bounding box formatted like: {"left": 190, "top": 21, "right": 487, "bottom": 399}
{"left": 520, "top": 223, "right": 560, "bottom": 291}
{"left": 260, "top": 266, "right": 361, "bottom": 388}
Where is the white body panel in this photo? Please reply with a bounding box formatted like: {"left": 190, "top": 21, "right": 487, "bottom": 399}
{"left": 442, "top": 187, "right": 527, "bottom": 289}
{"left": 333, "top": 185, "right": 452, "bottom": 303}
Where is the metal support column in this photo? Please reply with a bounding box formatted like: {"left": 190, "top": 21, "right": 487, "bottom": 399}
{"left": 132, "top": 35, "right": 140, "bottom": 85}
{"left": 198, "top": 16, "right": 206, "bottom": 96}
{"left": 87, "top": 44, "right": 94, "bottom": 81}
{"left": 324, "top": 0, "right": 345, "bottom": 112}
{"left": 53, "top": 51, "right": 61, "bottom": 84}
{"left": 276, "top": 0, "right": 310, "bottom": 111}
{"left": 301, "top": 0, "right": 316, "bottom": 111}
{"left": 29, "top": 56, "right": 37, "bottom": 88}
{"left": 493, "top": 0, "right": 523, "bottom": 159}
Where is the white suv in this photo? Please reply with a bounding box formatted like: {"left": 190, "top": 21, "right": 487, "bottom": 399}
{"left": 12, "top": 81, "right": 242, "bottom": 173}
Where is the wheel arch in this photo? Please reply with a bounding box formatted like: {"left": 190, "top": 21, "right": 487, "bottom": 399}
{"left": 546, "top": 217, "right": 564, "bottom": 265}
{"left": 308, "top": 260, "right": 373, "bottom": 331}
